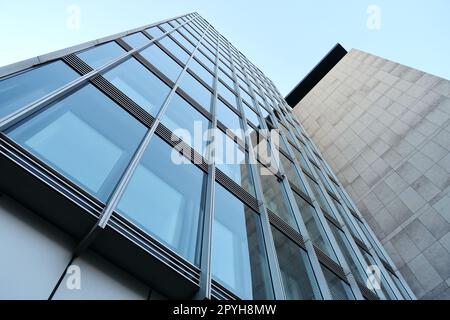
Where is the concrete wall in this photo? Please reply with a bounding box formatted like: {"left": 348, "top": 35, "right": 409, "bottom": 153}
{"left": 293, "top": 49, "right": 450, "bottom": 299}
{"left": 0, "top": 193, "right": 164, "bottom": 300}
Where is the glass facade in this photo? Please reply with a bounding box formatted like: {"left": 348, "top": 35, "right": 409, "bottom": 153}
{"left": 0, "top": 12, "right": 413, "bottom": 301}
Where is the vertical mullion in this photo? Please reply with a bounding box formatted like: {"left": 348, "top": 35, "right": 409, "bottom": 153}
{"left": 84, "top": 20, "right": 212, "bottom": 251}
{"left": 225, "top": 41, "right": 286, "bottom": 300}
{"left": 195, "top": 29, "right": 220, "bottom": 301}
{"left": 244, "top": 67, "right": 335, "bottom": 300}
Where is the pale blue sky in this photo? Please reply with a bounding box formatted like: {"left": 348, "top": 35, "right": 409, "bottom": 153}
{"left": 0, "top": 0, "right": 449, "bottom": 95}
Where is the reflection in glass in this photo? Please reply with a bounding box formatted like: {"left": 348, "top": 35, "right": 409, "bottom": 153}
{"left": 146, "top": 27, "right": 165, "bottom": 39}
{"left": 77, "top": 42, "right": 126, "bottom": 69}
{"left": 158, "top": 37, "right": 190, "bottom": 64}
{"left": 0, "top": 61, "right": 79, "bottom": 119}
{"left": 122, "top": 32, "right": 150, "bottom": 49}
{"left": 217, "top": 81, "right": 237, "bottom": 108}
{"left": 258, "top": 163, "right": 298, "bottom": 230}
{"left": 140, "top": 44, "right": 183, "bottom": 82}
{"left": 212, "top": 183, "right": 273, "bottom": 299}
{"left": 103, "top": 57, "right": 171, "bottom": 117}
{"left": 215, "top": 130, "right": 255, "bottom": 196}
{"left": 117, "top": 136, "right": 206, "bottom": 264}
{"left": 271, "top": 227, "right": 320, "bottom": 300}
{"left": 279, "top": 153, "right": 308, "bottom": 195}
{"left": 243, "top": 103, "right": 261, "bottom": 127}
{"left": 179, "top": 73, "right": 212, "bottom": 112}
{"left": 321, "top": 266, "right": 354, "bottom": 300}
{"left": 7, "top": 84, "right": 146, "bottom": 202}
{"left": 216, "top": 99, "right": 242, "bottom": 139}
{"left": 188, "top": 59, "right": 214, "bottom": 87}
{"left": 161, "top": 93, "right": 210, "bottom": 157}
{"left": 293, "top": 192, "right": 337, "bottom": 260}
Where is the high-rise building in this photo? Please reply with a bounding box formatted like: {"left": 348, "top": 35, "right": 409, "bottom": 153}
{"left": 289, "top": 46, "right": 450, "bottom": 299}
{"left": 0, "top": 13, "right": 414, "bottom": 300}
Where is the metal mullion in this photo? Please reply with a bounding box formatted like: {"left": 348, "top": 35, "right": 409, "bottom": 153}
{"left": 195, "top": 32, "right": 220, "bottom": 301}
{"left": 295, "top": 125, "right": 411, "bottom": 299}
{"left": 73, "top": 23, "right": 212, "bottom": 257}
{"left": 224, "top": 41, "right": 285, "bottom": 300}
{"left": 0, "top": 15, "right": 201, "bottom": 132}
{"left": 0, "top": 12, "right": 196, "bottom": 80}
{"left": 240, "top": 57, "right": 334, "bottom": 299}
{"left": 277, "top": 111, "right": 364, "bottom": 299}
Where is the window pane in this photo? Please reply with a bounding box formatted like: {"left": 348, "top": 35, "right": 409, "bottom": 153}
{"left": 171, "top": 31, "right": 195, "bottom": 53}
{"left": 140, "top": 44, "right": 183, "bottom": 82}
{"left": 329, "top": 224, "right": 366, "bottom": 285}
{"left": 216, "top": 99, "right": 242, "bottom": 139}
{"left": 158, "top": 37, "right": 190, "bottom": 64}
{"left": 161, "top": 93, "right": 210, "bottom": 157}
{"left": 188, "top": 59, "right": 214, "bottom": 87}
{"left": 305, "top": 175, "right": 334, "bottom": 216}
{"left": 243, "top": 103, "right": 261, "bottom": 127}
{"left": 159, "top": 22, "right": 173, "bottom": 32}
{"left": 279, "top": 153, "right": 307, "bottom": 194}
{"left": 215, "top": 130, "right": 255, "bottom": 196}
{"left": 122, "top": 32, "right": 150, "bottom": 49}
{"left": 0, "top": 60, "right": 79, "bottom": 119}
{"left": 218, "top": 82, "right": 237, "bottom": 108}
{"left": 77, "top": 42, "right": 126, "bottom": 69}
{"left": 218, "top": 68, "right": 234, "bottom": 89}
{"left": 117, "top": 135, "right": 206, "bottom": 264}
{"left": 294, "top": 193, "right": 337, "bottom": 260}
{"left": 103, "top": 57, "right": 171, "bottom": 117}
{"left": 212, "top": 183, "right": 273, "bottom": 299}
{"left": 321, "top": 266, "right": 354, "bottom": 300}
{"left": 146, "top": 26, "right": 165, "bottom": 39}
{"left": 7, "top": 84, "right": 146, "bottom": 202}
{"left": 240, "top": 88, "right": 253, "bottom": 106}
{"left": 258, "top": 164, "right": 298, "bottom": 230}
{"left": 271, "top": 227, "right": 320, "bottom": 300}
{"left": 194, "top": 51, "right": 215, "bottom": 71}
{"left": 179, "top": 73, "right": 212, "bottom": 112}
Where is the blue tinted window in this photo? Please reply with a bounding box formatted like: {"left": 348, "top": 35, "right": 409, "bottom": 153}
{"left": 215, "top": 130, "right": 255, "bottom": 196}
{"left": 194, "top": 51, "right": 215, "bottom": 71}
{"left": 218, "top": 68, "right": 235, "bottom": 89}
{"left": 103, "top": 57, "right": 171, "bottom": 117}
{"left": 322, "top": 266, "right": 354, "bottom": 300}
{"left": 240, "top": 88, "right": 253, "bottom": 106}
{"left": 179, "top": 73, "right": 212, "bottom": 112}
{"left": 218, "top": 82, "right": 237, "bottom": 108}
{"left": 140, "top": 44, "right": 183, "bottom": 82}
{"left": 7, "top": 84, "right": 146, "bottom": 202}
{"left": 171, "top": 31, "right": 195, "bottom": 53}
{"left": 243, "top": 103, "right": 261, "bottom": 127}
{"left": 158, "top": 37, "right": 190, "bottom": 64}
{"left": 77, "top": 42, "right": 126, "bottom": 69}
{"left": 188, "top": 60, "right": 214, "bottom": 87}
{"left": 159, "top": 23, "right": 173, "bottom": 32}
{"left": 122, "top": 32, "right": 150, "bottom": 49}
{"left": 161, "top": 93, "right": 210, "bottom": 157}
{"left": 117, "top": 135, "right": 206, "bottom": 264}
{"left": 146, "top": 26, "right": 164, "bottom": 39}
{"left": 0, "top": 60, "right": 79, "bottom": 119}
{"left": 212, "top": 183, "right": 273, "bottom": 299}
{"left": 216, "top": 99, "right": 242, "bottom": 138}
